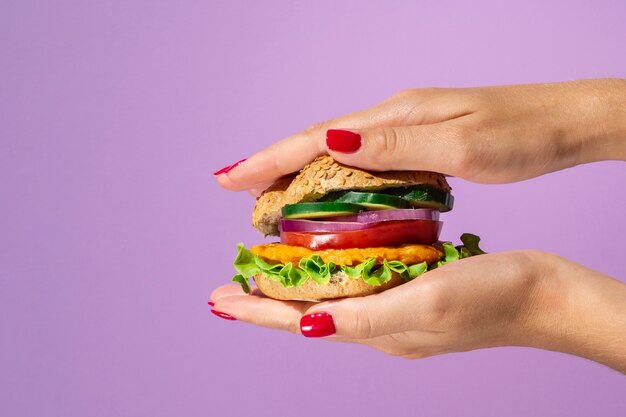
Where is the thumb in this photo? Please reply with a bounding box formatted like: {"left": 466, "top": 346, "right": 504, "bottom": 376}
{"left": 325, "top": 125, "right": 463, "bottom": 174}
{"left": 299, "top": 282, "right": 436, "bottom": 339}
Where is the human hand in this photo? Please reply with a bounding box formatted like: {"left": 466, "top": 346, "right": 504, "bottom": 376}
{"left": 215, "top": 78, "right": 625, "bottom": 194}
{"left": 210, "top": 251, "right": 626, "bottom": 373}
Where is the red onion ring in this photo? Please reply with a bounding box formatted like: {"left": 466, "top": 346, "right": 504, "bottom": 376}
{"left": 280, "top": 209, "right": 439, "bottom": 233}
{"left": 325, "top": 208, "right": 438, "bottom": 223}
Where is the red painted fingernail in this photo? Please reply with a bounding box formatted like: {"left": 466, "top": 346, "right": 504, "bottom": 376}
{"left": 326, "top": 129, "right": 361, "bottom": 153}
{"left": 208, "top": 301, "right": 215, "bottom": 307}
{"left": 213, "top": 158, "right": 247, "bottom": 176}
{"left": 300, "top": 312, "right": 336, "bottom": 338}
{"left": 211, "top": 309, "right": 237, "bottom": 321}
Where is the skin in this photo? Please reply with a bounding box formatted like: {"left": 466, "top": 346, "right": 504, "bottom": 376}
{"left": 211, "top": 79, "right": 626, "bottom": 373}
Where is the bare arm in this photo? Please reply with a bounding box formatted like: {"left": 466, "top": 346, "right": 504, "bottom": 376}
{"left": 215, "top": 79, "right": 626, "bottom": 194}
{"left": 211, "top": 252, "right": 626, "bottom": 374}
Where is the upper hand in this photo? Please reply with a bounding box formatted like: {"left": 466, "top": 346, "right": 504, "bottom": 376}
{"left": 215, "top": 79, "right": 625, "bottom": 195}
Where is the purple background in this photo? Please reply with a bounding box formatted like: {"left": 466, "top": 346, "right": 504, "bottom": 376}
{"left": 1, "top": 1, "right": 625, "bottom": 416}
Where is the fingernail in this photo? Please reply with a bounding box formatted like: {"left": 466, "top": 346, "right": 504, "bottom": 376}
{"left": 211, "top": 309, "right": 237, "bottom": 321}
{"left": 300, "top": 312, "right": 336, "bottom": 338}
{"left": 208, "top": 301, "right": 215, "bottom": 307}
{"left": 326, "top": 129, "right": 362, "bottom": 153}
{"left": 213, "top": 158, "right": 247, "bottom": 176}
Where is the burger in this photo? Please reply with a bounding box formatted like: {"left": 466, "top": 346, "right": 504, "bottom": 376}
{"left": 230, "top": 155, "right": 484, "bottom": 301}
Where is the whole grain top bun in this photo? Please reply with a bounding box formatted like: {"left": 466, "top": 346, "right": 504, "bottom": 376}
{"left": 252, "top": 156, "right": 451, "bottom": 236}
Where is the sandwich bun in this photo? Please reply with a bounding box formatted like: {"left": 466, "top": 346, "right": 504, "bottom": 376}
{"left": 253, "top": 155, "right": 450, "bottom": 236}
{"left": 253, "top": 270, "right": 406, "bottom": 302}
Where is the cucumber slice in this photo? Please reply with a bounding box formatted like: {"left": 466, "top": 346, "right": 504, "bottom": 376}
{"left": 335, "top": 191, "right": 411, "bottom": 210}
{"left": 281, "top": 202, "right": 363, "bottom": 219}
{"left": 388, "top": 186, "right": 454, "bottom": 212}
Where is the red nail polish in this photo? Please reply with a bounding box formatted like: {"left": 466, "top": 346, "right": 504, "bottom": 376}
{"left": 211, "top": 309, "right": 237, "bottom": 321}
{"left": 208, "top": 301, "right": 215, "bottom": 307}
{"left": 300, "top": 312, "right": 336, "bottom": 338}
{"left": 326, "top": 129, "right": 362, "bottom": 153}
{"left": 213, "top": 158, "right": 247, "bottom": 176}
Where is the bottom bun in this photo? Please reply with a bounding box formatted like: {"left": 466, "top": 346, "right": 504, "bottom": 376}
{"left": 254, "top": 270, "right": 405, "bottom": 302}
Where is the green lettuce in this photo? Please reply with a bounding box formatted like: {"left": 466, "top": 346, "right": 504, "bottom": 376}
{"left": 299, "top": 255, "right": 337, "bottom": 285}
{"left": 351, "top": 258, "right": 390, "bottom": 286}
{"left": 232, "top": 274, "right": 251, "bottom": 294}
{"left": 459, "top": 233, "right": 486, "bottom": 256}
{"left": 385, "top": 259, "right": 428, "bottom": 281}
{"left": 231, "top": 244, "right": 312, "bottom": 292}
{"left": 231, "top": 234, "right": 486, "bottom": 293}
{"left": 429, "top": 242, "right": 460, "bottom": 270}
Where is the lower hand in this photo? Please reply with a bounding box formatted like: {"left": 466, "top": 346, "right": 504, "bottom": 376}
{"left": 211, "top": 251, "right": 626, "bottom": 372}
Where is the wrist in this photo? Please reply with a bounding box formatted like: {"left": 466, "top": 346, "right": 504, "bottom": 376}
{"left": 567, "top": 78, "right": 626, "bottom": 165}
{"left": 520, "top": 252, "right": 626, "bottom": 373}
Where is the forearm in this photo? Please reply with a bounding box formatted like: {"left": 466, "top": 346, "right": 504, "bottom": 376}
{"left": 524, "top": 254, "right": 626, "bottom": 373}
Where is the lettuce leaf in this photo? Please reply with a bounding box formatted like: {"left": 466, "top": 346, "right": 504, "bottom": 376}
{"left": 232, "top": 274, "right": 251, "bottom": 294}
{"left": 460, "top": 233, "right": 486, "bottom": 255}
{"left": 429, "top": 242, "right": 461, "bottom": 270}
{"left": 233, "top": 243, "right": 260, "bottom": 277}
{"left": 340, "top": 262, "right": 367, "bottom": 279}
{"left": 360, "top": 258, "right": 391, "bottom": 286}
{"left": 384, "top": 259, "right": 428, "bottom": 282}
{"left": 230, "top": 234, "right": 486, "bottom": 293}
{"left": 430, "top": 233, "right": 487, "bottom": 269}
{"left": 254, "top": 256, "right": 285, "bottom": 279}
{"left": 299, "top": 255, "right": 336, "bottom": 285}
{"left": 407, "top": 261, "right": 428, "bottom": 277}
{"left": 278, "top": 263, "right": 309, "bottom": 287}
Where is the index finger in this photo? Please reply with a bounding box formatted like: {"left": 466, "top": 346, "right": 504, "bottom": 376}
{"left": 216, "top": 128, "right": 326, "bottom": 192}
{"left": 214, "top": 98, "right": 412, "bottom": 192}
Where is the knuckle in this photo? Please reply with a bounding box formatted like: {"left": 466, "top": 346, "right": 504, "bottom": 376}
{"left": 351, "top": 306, "right": 376, "bottom": 340}
{"left": 378, "top": 127, "right": 402, "bottom": 155}
{"left": 286, "top": 319, "right": 302, "bottom": 335}
{"left": 416, "top": 87, "right": 442, "bottom": 99}
{"left": 389, "top": 88, "right": 414, "bottom": 100}
{"left": 442, "top": 122, "right": 482, "bottom": 177}
{"left": 447, "top": 120, "right": 469, "bottom": 139}
{"left": 388, "top": 87, "right": 439, "bottom": 102}
{"left": 373, "top": 127, "right": 403, "bottom": 170}
{"left": 515, "top": 249, "right": 550, "bottom": 266}
{"left": 302, "top": 121, "right": 329, "bottom": 137}
{"left": 418, "top": 281, "right": 452, "bottom": 327}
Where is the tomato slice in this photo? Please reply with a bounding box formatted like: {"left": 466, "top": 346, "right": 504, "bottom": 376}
{"left": 280, "top": 220, "right": 442, "bottom": 250}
